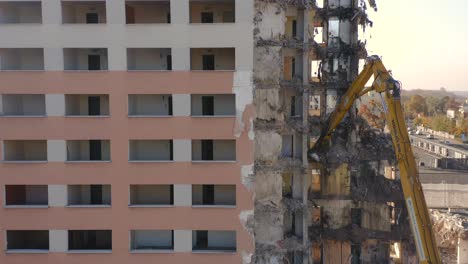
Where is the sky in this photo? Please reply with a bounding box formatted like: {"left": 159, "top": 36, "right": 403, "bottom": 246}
{"left": 362, "top": 0, "right": 468, "bottom": 91}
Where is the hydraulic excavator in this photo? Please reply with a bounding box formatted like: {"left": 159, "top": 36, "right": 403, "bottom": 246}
{"left": 309, "top": 56, "right": 441, "bottom": 264}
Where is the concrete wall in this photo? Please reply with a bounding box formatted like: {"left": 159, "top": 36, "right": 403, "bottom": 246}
{"left": 423, "top": 183, "right": 468, "bottom": 209}
{"left": 128, "top": 94, "right": 171, "bottom": 116}
{"left": 0, "top": 2, "right": 42, "bottom": 24}
{"left": 130, "top": 185, "right": 172, "bottom": 205}
{"left": 129, "top": 140, "right": 171, "bottom": 161}
{"left": 127, "top": 48, "right": 171, "bottom": 70}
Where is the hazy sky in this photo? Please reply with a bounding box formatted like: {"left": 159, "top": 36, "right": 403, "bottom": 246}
{"left": 363, "top": 0, "right": 468, "bottom": 91}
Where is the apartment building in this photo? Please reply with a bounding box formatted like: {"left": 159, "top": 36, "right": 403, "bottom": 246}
{"left": 0, "top": 0, "right": 253, "bottom": 263}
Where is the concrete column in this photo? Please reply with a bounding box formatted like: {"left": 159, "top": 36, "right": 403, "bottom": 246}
{"left": 44, "top": 48, "right": 64, "bottom": 71}
{"left": 173, "top": 139, "right": 191, "bottom": 162}
{"left": 108, "top": 46, "right": 127, "bottom": 71}
{"left": 172, "top": 94, "right": 191, "bottom": 116}
{"left": 458, "top": 237, "right": 468, "bottom": 264}
{"left": 172, "top": 47, "right": 190, "bottom": 71}
{"left": 47, "top": 140, "right": 66, "bottom": 162}
{"left": 174, "top": 184, "right": 191, "bottom": 206}
{"left": 50, "top": 230, "right": 68, "bottom": 252}
{"left": 42, "top": 0, "right": 61, "bottom": 24}
{"left": 45, "top": 94, "right": 65, "bottom": 116}
{"left": 174, "top": 230, "right": 192, "bottom": 252}
{"left": 106, "top": 0, "right": 125, "bottom": 24}
{"left": 170, "top": 0, "right": 189, "bottom": 25}
{"left": 48, "top": 185, "right": 67, "bottom": 207}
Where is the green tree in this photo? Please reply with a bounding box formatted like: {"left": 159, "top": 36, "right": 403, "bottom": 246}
{"left": 407, "top": 95, "right": 428, "bottom": 115}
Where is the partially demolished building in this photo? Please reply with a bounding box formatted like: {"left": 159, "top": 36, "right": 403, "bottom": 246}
{"left": 252, "top": 0, "right": 417, "bottom": 263}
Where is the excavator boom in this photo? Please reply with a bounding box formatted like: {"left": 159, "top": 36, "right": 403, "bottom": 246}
{"left": 311, "top": 56, "right": 441, "bottom": 264}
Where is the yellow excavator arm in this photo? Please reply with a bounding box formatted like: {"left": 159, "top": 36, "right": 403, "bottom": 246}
{"left": 311, "top": 56, "right": 441, "bottom": 264}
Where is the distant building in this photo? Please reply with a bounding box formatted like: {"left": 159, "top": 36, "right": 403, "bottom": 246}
{"left": 459, "top": 100, "right": 468, "bottom": 118}
{"left": 447, "top": 109, "right": 457, "bottom": 119}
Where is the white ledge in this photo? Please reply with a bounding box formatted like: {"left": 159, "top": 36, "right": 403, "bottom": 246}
{"left": 6, "top": 249, "right": 49, "bottom": 254}
{"left": 67, "top": 250, "right": 112, "bottom": 254}
{"left": 191, "top": 115, "right": 235, "bottom": 118}
{"left": 1, "top": 160, "right": 47, "bottom": 164}
{"left": 4, "top": 205, "right": 48, "bottom": 209}
{"left": 65, "top": 160, "right": 111, "bottom": 163}
{"left": 128, "top": 115, "right": 172, "bottom": 118}
{"left": 127, "top": 70, "right": 172, "bottom": 72}
{"left": 128, "top": 204, "right": 174, "bottom": 208}
{"left": 0, "top": 115, "right": 46, "bottom": 118}
{"left": 65, "top": 115, "right": 110, "bottom": 118}
{"left": 66, "top": 205, "right": 111, "bottom": 208}
{"left": 0, "top": 70, "right": 44, "bottom": 72}
{"left": 192, "top": 205, "right": 236, "bottom": 209}
{"left": 192, "top": 250, "right": 236, "bottom": 254}
{"left": 128, "top": 160, "right": 174, "bottom": 163}
{"left": 191, "top": 160, "right": 237, "bottom": 163}
{"left": 130, "top": 249, "right": 174, "bottom": 254}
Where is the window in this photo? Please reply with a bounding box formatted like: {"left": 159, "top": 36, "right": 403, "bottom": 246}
{"left": 192, "top": 230, "right": 236, "bottom": 252}
{"left": 88, "top": 96, "right": 101, "bottom": 116}
{"left": 202, "top": 96, "right": 214, "bottom": 116}
{"left": 351, "top": 244, "right": 361, "bottom": 264}
{"left": 351, "top": 208, "right": 362, "bottom": 227}
{"left": 124, "top": 1, "right": 170, "bottom": 24}
{"left": 291, "top": 96, "right": 296, "bottom": 117}
{"left": 202, "top": 185, "right": 214, "bottom": 205}
{"left": 201, "top": 140, "right": 214, "bottom": 160}
{"left": 166, "top": 55, "right": 172, "bottom": 71}
{"left": 130, "top": 230, "right": 173, "bottom": 251}
{"left": 128, "top": 95, "right": 173, "bottom": 116}
{"left": 202, "top": 55, "right": 215, "bottom": 70}
{"left": 201, "top": 12, "right": 214, "bottom": 23}
{"left": 1, "top": 94, "right": 46, "bottom": 116}
{"left": 89, "top": 140, "right": 102, "bottom": 161}
{"left": 129, "top": 140, "right": 173, "bottom": 161}
{"left": 292, "top": 20, "right": 297, "bottom": 37}
{"left": 130, "top": 185, "right": 174, "bottom": 206}
{"left": 7, "top": 231, "right": 49, "bottom": 251}
{"left": 68, "top": 185, "right": 111, "bottom": 206}
{"left": 88, "top": 55, "right": 101, "bottom": 70}
{"left": 5, "top": 185, "right": 48, "bottom": 206}
{"left": 192, "top": 185, "right": 236, "bottom": 206}
{"left": 68, "top": 230, "right": 112, "bottom": 251}
{"left": 86, "top": 13, "right": 99, "bottom": 24}
{"left": 2, "top": 140, "right": 47, "bottom": 162}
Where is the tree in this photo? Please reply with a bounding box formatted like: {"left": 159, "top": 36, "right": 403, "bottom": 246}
{"left": 407, "top": 95, "right": 428, "bottom": 115}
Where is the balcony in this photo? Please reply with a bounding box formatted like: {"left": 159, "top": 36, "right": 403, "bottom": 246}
{"left": 2, "top": 140, "right": 47, "bottom": 162}
{"left": 63, "top": 48, "right": 108, "bottom": 71}
{"left": 1, "top": 94, "right": 45, "bottom": 116}
{"left": 6, "top": 230, "right": 49, "bottom": 252}
{"left": 192, "top": 140, "right": 236, "bottom": 162}
{"left": 67, "top": 185, "right": 111, "bottom": 207}
{"left": 191, "top": 94, "right": 235, "bottom": 116}
{"left": 127, "top": 48, "right": 172, "bottom": 71}
{"left": 190, "top": 48, "right": 235, "bottom": 71}
{"left": 129, "top": 185, "right": 173, "bottom": 207}
{"left": 68, "top": 230, "right": 112, "bottom": 252}
{"left": 189, "top": 0, "right": 235, "bottom": 23}
{"left": 65, "top": 94, "right": 110, "bottom": 116}
{"left": 130, "top": 230, "right": 173, "bottom": 252}
{"left": 192, "top": 185, "right": 236, "bottom": 207}
{"left": 128, "top": 94, "right": 172, "bottom": 116}
{"left": 0, "top": 48, "right": 44, "bottom": 71}
{"left": 66, "top": 140, "right": 111, "bottom": 162}
{"left": 192, "top": 230, "right": 236, "bottom": 252}
{"left": 62, "top": 1, "right": 106, "bottom": 24}
{"left": 0, "top": 1, "right": 42, "bottom": 24}
{"left": 125, "top": 1, "right": 170, "bottom": 24}
{"left": 5, "top": 185, "right": 48, "bottom": 207}
{"left": 129, "top": 140, "right": 173, "bottom": 162}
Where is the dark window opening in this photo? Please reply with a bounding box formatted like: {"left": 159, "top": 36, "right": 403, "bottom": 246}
{"left": 291, "top": 57, "right": 296, "bottom": 77}
{"left": 169, "top": 140, "right": 173, "bottom": 161}
{"left": 194, "top": 230, "right": 208, "bottom": 249}
{"left": 202, "top": 55, "right": 215, "bottom": 70}
{"left": 201, "top": 12, "right": 214, "bottom": 23}
{"left": 90, "top": 185, "right": 103, "bottom": 205}
{"left": 168, "top": 96, "right": 173, "bottom": 115}
{"left": 351, "top": 208, "right": 362, "bottom": 227}
{"left": 88, "top": 96, "right": 101, "bottom": 116}
{"left": 88, "top": 55, "right": 101, "bottom": 70}
{"left": 170, "top": 185, "right": 174, "bottom": 205}
{"left": 291, "top": 96, "right": 296, "bottom": 116}
{"left": 125, "top": 5, "right": 135, "bottom": 24}
{"left": 291, "top": 212, "right": 296, "bottom": 234}
{"left": 166, "top": 55, "right": 172, "bottom": 70}
{"left": 202, "top": 185, "right": 215, "bottom": 205}
{"left": 86, "top": 13, "right": 99, "bottom": 24}
{"left": 6, "top": 185, "right": 26, "bottom": 205}
{"left": 201, "top": 140, "right": 214, "bottom": 160}
{"left": 7, "top": 231, "right": 49, "bottom": 250}
{"left": 351, "top": 244, "right": 362, "bottom": 264}
{"left": 167, "top": 12, "right": 171, "bottom": 23}
{"left": 292, "top": 20, "right": 297, "bottom": 37}
{"left": 89, "top": 140, "right": 102, "bottom": 161}
{"left": 68, "top": 230, "right": 112, "bottom": 250}
{"left": 202, "top": 96, "right": 215, "bottom": 116}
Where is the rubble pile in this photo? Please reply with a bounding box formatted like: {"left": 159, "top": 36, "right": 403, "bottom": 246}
{"left": 431, "top": 210, "right": 465, "bottom": 248}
